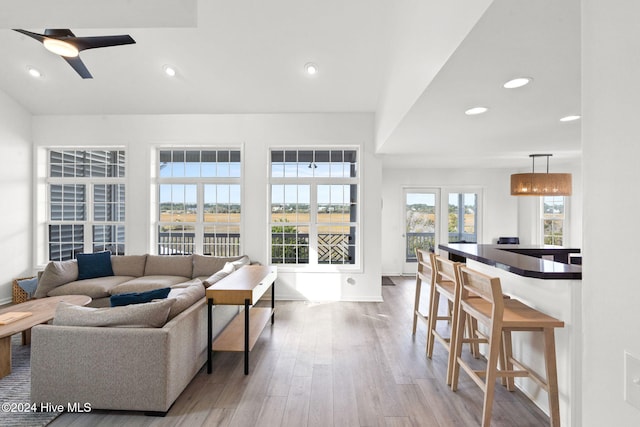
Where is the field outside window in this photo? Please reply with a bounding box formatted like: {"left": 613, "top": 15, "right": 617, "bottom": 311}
{"left": 269, "top": 149, "right": 358, "bottom": 267}
{"left": 157, "top": 149, "right": 241, "bottom": 256}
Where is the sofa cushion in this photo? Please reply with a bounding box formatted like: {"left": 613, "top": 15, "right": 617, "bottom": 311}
{"left": 170, "top": 278, "right": 203, "bottom": 289}
{"left": 77, "top": 251, "right": 114, "bottom": 280}
{"left": 144, "top": 255, "right": 193, "bottom": 278}
{"left": 34, "top": 260, "right": 78, "bottom": 299}
{"left": 53, "top": 299, "right": 175, "bottom": 328}
{"left": 48, "top": 276, "right": 135, "bottom": 299}
{"left": 231, "top": 255, "right": 251, "bottom": 269}
{"left": 110, "top": 287, "right": 171, "bottom": 307}
{"left": 167, "top": 282, "right": 205, "bottom": 320}
{"left": 110, "top": 275, "right": 192, "bottom": 295}
{"left": 111, "top": 255, "right": 147, "bottom": 277}
{"left": 86, "top": 297, "right": 112, "bottom": 308}
{"left": 203, "top": 262, "right": 235, "bottom": 287}
{"left": 192, "top": 254, "right": 249, "bottom": 278}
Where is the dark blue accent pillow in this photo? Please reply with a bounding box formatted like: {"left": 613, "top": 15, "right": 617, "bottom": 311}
{"left": 110, "top": 287, "right": 171, "bottom": 307}
{"left": 76, "top": 251, "right": 114, "bottom": 280}
{"left": 17, "top": 277, "right": 38, "bottom": 296}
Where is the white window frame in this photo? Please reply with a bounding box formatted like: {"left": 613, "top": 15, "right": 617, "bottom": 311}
{"left": 45, "top": 148, "right": 126, "bottom": 261}
{"left": 154, "top": 147, "right": 243, "bottom": 256}
{"left": 268, "top": 147, "right": 361, "bottom": 271}
{"left": 440, "top": 187, "right": 483, "bottom": 245}
{"left": 541, "top": 195, "right": 568, "bottom": 246}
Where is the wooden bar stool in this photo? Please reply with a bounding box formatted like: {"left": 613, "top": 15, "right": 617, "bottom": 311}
{"left": 429, "top": 254, "right": 483, "bottom": 385}
{"left": 412, "top": 249, "right": 435, "bottom": 337}
{"left": 450, "top": 265, "right": 565, "bottom": 427}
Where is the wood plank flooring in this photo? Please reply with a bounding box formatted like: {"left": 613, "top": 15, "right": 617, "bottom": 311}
{"left": 50, "top": 276, "right": 550, "bottom": 426}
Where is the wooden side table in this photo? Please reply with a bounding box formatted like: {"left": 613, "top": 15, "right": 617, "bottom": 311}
{"left": 206, "top": 265, "right": 277, "bottom": 375}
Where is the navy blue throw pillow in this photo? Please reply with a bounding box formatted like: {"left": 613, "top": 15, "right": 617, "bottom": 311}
{"left": 76, "top": 251, "right": 114, "bottom": 280}
{"left": 110, "top": 287, "right": 171, "bottom": 307}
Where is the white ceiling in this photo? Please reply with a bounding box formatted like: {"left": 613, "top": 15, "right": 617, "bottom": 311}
{"left": 0, "top": 0, "right": 581, "bottom": 169}
{"left": 379, "top": 0, "right": 581, "bottom": 169}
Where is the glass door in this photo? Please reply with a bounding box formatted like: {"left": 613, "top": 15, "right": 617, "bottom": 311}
{"left": 444, "top": 191, "right": 481, "bottom": 244}
{"left": 403, "top": 189, "right": 439, "bottom": 274}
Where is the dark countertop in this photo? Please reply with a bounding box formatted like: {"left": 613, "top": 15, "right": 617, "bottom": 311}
{"left": 438, "top": 243, "right": 582, "bottom": 280}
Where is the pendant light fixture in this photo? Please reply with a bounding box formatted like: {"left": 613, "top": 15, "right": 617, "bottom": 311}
{"left": 510, "top": 154, "right": 572, "bottom": 196}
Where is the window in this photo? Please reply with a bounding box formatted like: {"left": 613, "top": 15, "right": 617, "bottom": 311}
{"left": 447, "top": 192, "right": 478, "bottom": 243}
{"left": 542, "top": 196, "right": 565, "bottom": 245}
{"left": 157, "top": 149, "right": 241, "bottom": 255}
{"left": 47, "top": 149, "right": 126, "bottom": 261}
{"left": 269, "top": 149, "right": 358, "bottom": 266}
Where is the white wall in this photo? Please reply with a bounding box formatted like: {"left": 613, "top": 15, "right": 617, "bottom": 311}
{"left": 582, "top": 1, "right": 640, "bottom": 425}
{"left": 0, "top": 90, "right": 32, "bottom": 304}
{"left": 375, "top": 0, "right": 492, "bottom": 150}
{"left": 32, "top": 113, "right": 383, "bottom": 302}
{"left": 380, "top": 167, "right": 517, "bottom": 275}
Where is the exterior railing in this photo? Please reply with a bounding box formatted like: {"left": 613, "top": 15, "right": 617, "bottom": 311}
{"left": 405, "top": 232, "right": 476, "bottom": 261}
{"left": 54, "top": 231, "right": 473, "bottom": 263}
{"left": 406, "top": 232, "right": 435, "bottom": 261}
{"left": 158, "top": 232, "right": 241, "bottom": 256}
{"left": 158, "top": 232, "right": 353, "bottom": 263}
{"left": 271, "top": 232, "right": 354, "bottom": 264}
{"left": 448, "top": 233, "right": 477, "bottom": 244}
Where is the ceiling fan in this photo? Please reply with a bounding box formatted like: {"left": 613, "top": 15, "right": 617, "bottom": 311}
{"left": 14, "top": 29, "right": 136, "bottom": 79}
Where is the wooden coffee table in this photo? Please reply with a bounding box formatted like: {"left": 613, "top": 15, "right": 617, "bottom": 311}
{"left": 0, "top": 295, "right": 91, "bottom": 378}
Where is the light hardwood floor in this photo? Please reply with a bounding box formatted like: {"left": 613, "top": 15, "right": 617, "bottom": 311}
{"left": 50, "top": 276, "right": 550, "bottom": 426}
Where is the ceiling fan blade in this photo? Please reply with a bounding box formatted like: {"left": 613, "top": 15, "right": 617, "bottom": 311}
{"left": 13, "top": 29, "right": 46, "bottom": 43}
{"left": 63, "top": 56, "right": 93, "bottom": 79}
{"left": 72, "top": 35, "right": 136, "bottom": 52}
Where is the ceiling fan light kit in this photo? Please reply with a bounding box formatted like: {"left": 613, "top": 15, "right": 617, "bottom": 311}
{"left": 510, "top": 154, "right": 572, "bottom": 196}
{"left": 42, "top": 38, "right": 79, "bottom": 57}
{"left": 14, "top": 28, "right": 136, "bottom": 79}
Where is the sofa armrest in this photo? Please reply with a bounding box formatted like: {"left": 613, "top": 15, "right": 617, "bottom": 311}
{"left": 31, "top": 300, "right": 206, "bottom": 412}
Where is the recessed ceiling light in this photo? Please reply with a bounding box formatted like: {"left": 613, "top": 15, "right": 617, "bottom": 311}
{"left": 560, "top": 115, "right": 581, "bottom": 122}
{"left": 304, "top": 62, "right": 319, "bottom": 76}
{"left": 465, "top": 106, "right": 488, "bottom": 116}
{"left": 163, "top": 65, "right": 177, "bottom": 77}
{"left": 503, "top": 77, "right": 533, "bottom": 89}
{"left": 27, "top": 66, "right": 42, "bottom": 78}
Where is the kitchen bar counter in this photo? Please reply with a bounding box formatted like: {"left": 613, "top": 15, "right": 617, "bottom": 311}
{"left": 438, "top": 243, "right": 582, "bottom": 280}
{"left": 437, "top": 243, "right": 582, "bottom": 426}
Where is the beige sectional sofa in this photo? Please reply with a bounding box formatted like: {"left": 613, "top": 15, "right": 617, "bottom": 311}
{"left": 30, "top": 253, "right": 249, "bottom": 414}
{"left": 34, "top": 253, "right": 248, "bottom": 307}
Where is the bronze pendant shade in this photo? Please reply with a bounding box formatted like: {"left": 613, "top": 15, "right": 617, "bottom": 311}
{"left": 510, "top": 154, "right": 572, "bottom": 196}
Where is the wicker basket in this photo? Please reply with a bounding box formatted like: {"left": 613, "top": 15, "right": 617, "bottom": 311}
{"left": 12, "top": 277, "right": 34, "bottom": 304}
